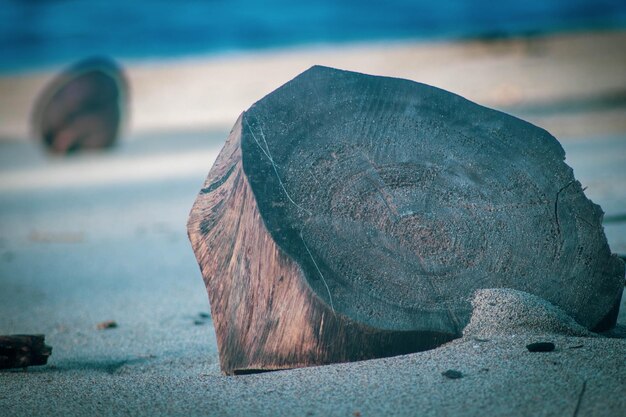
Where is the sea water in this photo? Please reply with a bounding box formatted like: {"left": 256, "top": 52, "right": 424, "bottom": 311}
{"left": 1, "top": 0, "right": 625, "bottom": 73}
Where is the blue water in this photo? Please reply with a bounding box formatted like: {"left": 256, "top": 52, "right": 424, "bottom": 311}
{"left": 1, "top": 0, "right": 626, "bottom": 73}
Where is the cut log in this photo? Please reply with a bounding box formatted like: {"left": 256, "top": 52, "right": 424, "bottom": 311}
{"left": 0, "top": 335, "right": 52, "bottom": 369}
{"left": 32, "top": 56, "right": 128, "bottom": 154}
{"left": 187, "top": 66, "right": 624, "bottom": 375}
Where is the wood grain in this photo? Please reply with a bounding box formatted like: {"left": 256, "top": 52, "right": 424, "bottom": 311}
{"left": 188, "top": 116, "right": 453, "bottom": 374}
{"left": 188, "top": 66, "right": 624, "bottom": 374}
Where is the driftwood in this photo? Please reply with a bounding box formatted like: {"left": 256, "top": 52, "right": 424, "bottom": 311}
{"left": 32, "top": 56, "right": 127, "bottom": 153}
{"left": 188, "top": 66, "right": 624, "bottom": 375}
{"left": 0, "top": 335, "right": 52, "bottom": 369}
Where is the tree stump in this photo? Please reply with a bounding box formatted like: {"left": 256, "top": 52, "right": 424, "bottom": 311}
{"left": 32, "top": 56, "right": 128, "bottom": 154}
{"left": 187, "top": 66, "right": 624, "bottom": 375}
{"left": 0, "top": 335, "right": 52, "bottom": 369}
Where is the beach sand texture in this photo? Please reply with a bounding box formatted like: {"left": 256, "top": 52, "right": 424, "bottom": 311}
{"left": 0, "top": 30, "right": 625, "bottom": 416}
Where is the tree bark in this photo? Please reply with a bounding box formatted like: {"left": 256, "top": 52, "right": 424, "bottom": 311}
{"left": 187, "top": 66, "right": 624, "bottom": 375}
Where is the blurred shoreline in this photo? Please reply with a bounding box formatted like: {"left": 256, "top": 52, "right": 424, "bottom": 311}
{"left": 4, "top": 0, "right": 626, "bottom": 73}
{"left": 1, "top": 28, "right": 625, "bottom": 143}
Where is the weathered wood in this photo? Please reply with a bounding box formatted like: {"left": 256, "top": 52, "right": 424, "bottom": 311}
{"left": 0, "top": 335, "right": 52, "bottom": 369}
{"left": 32, "top": 57, "right": 127, "bottom": 153}
{"left": 188, "top": 66, "right": 624, "bottom": 375}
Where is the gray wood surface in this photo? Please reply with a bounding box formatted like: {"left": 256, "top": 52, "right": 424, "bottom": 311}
{"left": 188, "top": 66, "right": 624, "bottom": 373}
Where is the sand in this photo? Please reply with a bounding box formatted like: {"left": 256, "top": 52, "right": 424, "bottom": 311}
{"left": 1, "top": 29, "right": 626, "bottom": 416}
{"left": 463, "top": 289, "right": 596, "bottom": 338}
{"left": 1, "top": 30, "right": 626, "bottom": 140}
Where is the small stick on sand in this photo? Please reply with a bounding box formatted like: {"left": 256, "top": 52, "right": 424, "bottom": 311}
{"left": 572, "top": 380, "right": 587, "bottom": 417}
{"left": 0, "top": 335, "right": 52, "bottom": 369}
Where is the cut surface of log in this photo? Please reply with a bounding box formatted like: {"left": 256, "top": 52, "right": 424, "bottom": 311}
{"left": 32, "top": 56, "right": 127, "bottom": 154}
{"left": 188, "top": 66, "right": 624, "bottom": 374}
{"left": 0, "top": 335, "right": 52, "bottom": 369}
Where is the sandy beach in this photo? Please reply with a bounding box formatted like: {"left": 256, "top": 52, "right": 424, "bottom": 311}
{"left": 1, "top": 29, "right": 625, "bottom": 416}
